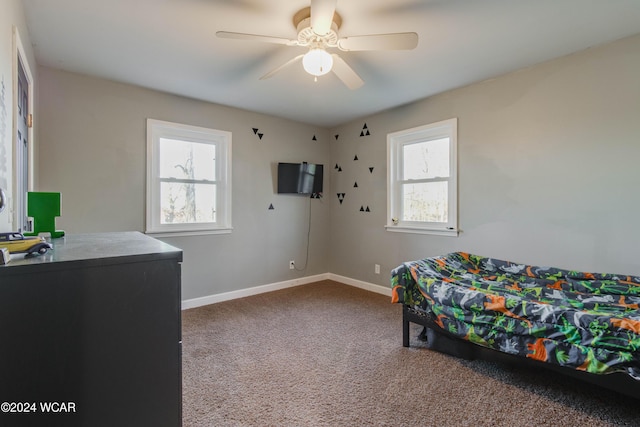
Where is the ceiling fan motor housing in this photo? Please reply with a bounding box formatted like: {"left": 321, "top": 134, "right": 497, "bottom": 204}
{"left": 297, "top": 17, "right": 339, "bottom": 48}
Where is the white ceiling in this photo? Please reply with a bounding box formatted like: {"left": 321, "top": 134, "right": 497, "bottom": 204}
{"left": 22, "top": 0, "right": 640, "bottom": 128}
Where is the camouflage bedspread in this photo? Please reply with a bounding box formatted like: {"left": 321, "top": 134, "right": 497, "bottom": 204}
{"left": 391, "top": 252, "right": 640, "bottom": 379}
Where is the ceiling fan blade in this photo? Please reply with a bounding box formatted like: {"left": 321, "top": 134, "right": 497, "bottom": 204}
{"left": 259, "top": 54, "right": 304, "bottom": 80}
{"left": 331, "top": 54, "right": 364, "bottom": 90}
{"left": 216, "top": 31, "right": 298, "bottom": 46}
{"left": 310, "top": 0, "right": 337, "bottom": 36}
{"left": 338, "top": 32, "right": 418, "bottom": 51}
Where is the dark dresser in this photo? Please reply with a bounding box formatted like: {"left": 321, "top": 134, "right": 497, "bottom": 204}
{"left": 0, "top": 232, "right": 182, "bottom": 426}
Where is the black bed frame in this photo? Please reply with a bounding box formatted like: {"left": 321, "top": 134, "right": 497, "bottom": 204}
{"left": 402, "top": 304, "right": 640, "bottom": 400}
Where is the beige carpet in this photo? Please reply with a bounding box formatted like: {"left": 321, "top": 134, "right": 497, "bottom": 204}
{"left": 182, "top": 280, "right": 640, "bottom": 426}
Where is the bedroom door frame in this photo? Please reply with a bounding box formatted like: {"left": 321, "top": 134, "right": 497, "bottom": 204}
{"left": 13, "top": 26, "right": 34, "bottom": 233}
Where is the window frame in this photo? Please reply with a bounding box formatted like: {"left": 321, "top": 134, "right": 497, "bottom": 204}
{"left": 146, "top": 119, "right": 232, "bottom": 236}
{"left": 386, "top": 118, "right": 458, "bottom": 236}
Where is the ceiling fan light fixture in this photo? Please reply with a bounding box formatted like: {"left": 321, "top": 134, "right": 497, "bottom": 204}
{"left": 302, "top": 48, "right": 333, "bottom": 76}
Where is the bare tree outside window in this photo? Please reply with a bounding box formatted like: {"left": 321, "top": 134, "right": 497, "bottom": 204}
{"left": 157, "top": 137, "right": 217, "bottom": 225}
{"left": 402, "top": 138, "right": 449, "bottom": 223}
{"left": 174, "top": 147, "right": 196, "bottom": 222}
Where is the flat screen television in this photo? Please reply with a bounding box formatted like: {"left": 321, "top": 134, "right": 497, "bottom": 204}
{"left": 277, "top": 162, "right": 323, "bottom": 195}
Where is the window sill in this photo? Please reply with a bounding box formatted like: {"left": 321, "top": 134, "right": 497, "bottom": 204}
{"left": 146, "top": 228, "right": 233, "bottom": 238}
{"left": 385, "top": 225, "right": 459, "bottom": 237}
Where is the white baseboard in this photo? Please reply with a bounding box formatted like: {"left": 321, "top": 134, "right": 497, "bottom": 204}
{"left": 181, "top": 272, "right": 390, "bottom": 310}
{"left": 327, "top": 273, "right": 392, "bottom": 297}
{"left": 181, "top": 273, "right": 329, "bottom": 310}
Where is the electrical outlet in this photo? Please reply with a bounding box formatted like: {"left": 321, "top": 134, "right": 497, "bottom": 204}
{"left": 375, "top": 264, "right": 380, "bottom": 274}
{"left": 289, "top": 260, "right": 295, "bottom": 270}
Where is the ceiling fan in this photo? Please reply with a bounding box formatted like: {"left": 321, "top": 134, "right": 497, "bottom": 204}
{"left": 216, "top": 0, "right": 418, "bottom": 90}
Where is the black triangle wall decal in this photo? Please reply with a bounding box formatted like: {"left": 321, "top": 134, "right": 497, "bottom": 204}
{"left": 252, "top": 128, "right": 259, "bottom": 134}
{"left": 268, "top": 203, "right": 274, "bottom": 210}
{"left": 369, "top": 167, "right": 374, "bottom": 173}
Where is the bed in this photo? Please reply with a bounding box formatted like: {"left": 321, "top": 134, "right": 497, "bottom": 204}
{"left": 391, "top": 252, "right": 640, "bottom": 399}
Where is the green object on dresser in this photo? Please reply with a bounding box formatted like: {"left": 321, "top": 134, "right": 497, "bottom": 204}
{"left": 23, "top": 192, "right": 65, "bottom": 238}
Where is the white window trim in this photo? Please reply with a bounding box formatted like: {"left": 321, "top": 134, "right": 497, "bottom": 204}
{"left": 146, "top": 119, "right": 232, "bottom": 236}
{"left": 386, "top": 118, "right": 458, "bottom": 236}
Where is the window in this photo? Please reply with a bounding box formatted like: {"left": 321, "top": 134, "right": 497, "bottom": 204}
{"left": 386, "top": 118, "right": 458, "bottom": 236}
{"left": 146, "top": 119, "right": 232, "bottom": 235}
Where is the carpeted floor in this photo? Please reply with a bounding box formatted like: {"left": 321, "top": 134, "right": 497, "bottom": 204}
{"left": 182, "top": 280, "right": 640, "bottom": 426}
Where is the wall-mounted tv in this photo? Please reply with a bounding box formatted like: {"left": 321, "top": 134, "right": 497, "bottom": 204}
{"left": 277, "top": 162, "right": 323, "bottom": 196}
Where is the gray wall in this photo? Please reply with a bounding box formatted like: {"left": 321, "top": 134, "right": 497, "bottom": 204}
{"left": 35, "top": 33, "right": 640, "bottom": 301}
{"left": 37, "top": 68, "right": 330, "bottom": 300}
{"left": 329, "top": 33, "right": 640, "bottom": 286}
